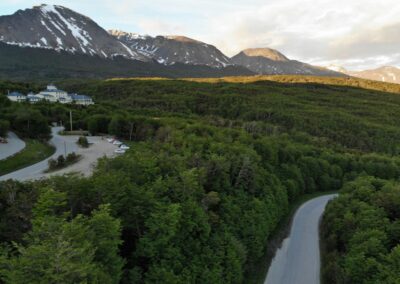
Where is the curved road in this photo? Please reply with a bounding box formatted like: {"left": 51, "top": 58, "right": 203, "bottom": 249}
{"left": 265, "top": 194, "right": 337, "bottom": 284}
{"left": 0, "top": 132, "right": 26, "bottom": 160}
{"left": 0, "top": 127, "right": 78, "bottom": 182}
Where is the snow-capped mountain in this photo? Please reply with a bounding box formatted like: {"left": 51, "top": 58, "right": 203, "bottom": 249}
{"left": 109, "top": 30, "right": 232, "bottom": 68}
{"left": 0, "top": 4, "right": 146, "bottom": 60}
{"left": 232, "top": 48, "right": 343, "bottom": 76}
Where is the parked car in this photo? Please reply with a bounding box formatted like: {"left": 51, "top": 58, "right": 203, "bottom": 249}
{"left": 113, "top": 140, "right": 123, "bottom": 146}
{"left": 0, "top": 137, "right": 7, "bottom": 143}
{"left": 114, "top": 149, "right": 126, "bottom": 154}
{"left": 107, "top": 138, "right": 115, "bottom": 143}
{"left": 120, "top": 144, "right": 130, "bottom": 150}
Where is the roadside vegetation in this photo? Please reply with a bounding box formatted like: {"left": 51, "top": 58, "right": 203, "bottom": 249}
{"left": 321, "top": 177, "right": 400, "bottom": 283}
{"left": 0, "top": 76, "right": 400, "bottom": 283}
{"left": 46, "top": 152, "right": 81, "bottom": 173}
{"left": 0, "top": 140, "right": 54, "bottom": 176}
{"left": 77, "top": 136, "right": 89, "bottom": 148}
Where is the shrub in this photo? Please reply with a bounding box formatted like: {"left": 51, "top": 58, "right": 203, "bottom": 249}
{"left": 57, "top": 155, "right": 65, "bottom": 167}
{"left": 66, "top": 152, "right": 79, "bottom": 164}
{"left": 77, "top": 136, "right": 89, "bottom": 148}
{"left": 47, "top": 158, "right": 57, "bottom": 170}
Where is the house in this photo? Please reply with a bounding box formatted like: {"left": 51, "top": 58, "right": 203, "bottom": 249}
{"left": 27, "top": 93, "right": 42, "bottom": 103}
{"left": 38, "top": 84, "right": 72, "bottom": 104}
{"left": 7, "top": 84, "right": 94, "bottom": 106}
{"left": 7, "top": 92, "right": 26, "bottom": 102}
{"left": 70, "top": 94, "right": 94, "bottom": 106}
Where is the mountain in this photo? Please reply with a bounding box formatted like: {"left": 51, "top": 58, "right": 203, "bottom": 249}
{"left": 109, "top": 30, "right": 232, "bottom": 68}
{"left": 0, "top": 4, "right": 146, "bottom": 60}
{"left": 232, "top": 48, "right": 344, "bottom": 76}
{"left": 0, "top": 41, "right": 254, "bottom": 81}
{"left": 326, "top": 64, "right": 348, "bottom": 73}
{"left": 0, "top": 4, "right": 344, "bottom": 80}
{"left": 348, "top": 66, "right": 400, "bottom": 84}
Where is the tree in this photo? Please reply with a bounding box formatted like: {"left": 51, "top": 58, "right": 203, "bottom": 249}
{"left": 0, "top": 189, "right": 124, "bottom": 284}
{"left": 0, "top": 120, "right": 9, "bottom": 137}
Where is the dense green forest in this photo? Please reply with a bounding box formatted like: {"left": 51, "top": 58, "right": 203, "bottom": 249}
{"left": 322, "top": 177, "right": 400, "bottom": 283}
{"left": 1, "top": 76, "right": 400, "bottom": 283}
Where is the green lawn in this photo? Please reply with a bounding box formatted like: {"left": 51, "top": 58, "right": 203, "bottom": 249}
{"left": 0, "top": 140, "right": 55, "bottom": 176}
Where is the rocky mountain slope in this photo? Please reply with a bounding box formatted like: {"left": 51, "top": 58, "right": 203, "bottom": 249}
{"left": 232, "top": 48, "right": 343, "bottom": 76}
{"left": 348, "top": 66, "right": 400, "bottom": 84}
{"left": 0, "top": 4, "right": 146, "bottom": 60}
{"left": 0, "top": 4, "right": 346, "bottom": 80}
{"left": 0, "top": 41, "right": 254, "bottom": 81}
{"left": 109, "top": 30, "right": 232, "bottom": 68}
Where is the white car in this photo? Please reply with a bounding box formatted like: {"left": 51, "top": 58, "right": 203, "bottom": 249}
{"left": 114, "top": 149, "right": 126, "bottom": 154}
{"left": 107, "top": 138, "right": 115, "bottom": 143}
{"left": 120, "top": 144, "right": 130, "bottom": 150}
{"left": 113, "top": 140, "right": 123, "bottom": 146}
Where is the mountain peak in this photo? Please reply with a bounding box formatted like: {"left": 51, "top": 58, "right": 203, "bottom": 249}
{"left": 165, "top": 36, "right": 201, "bottom": 44}
{"left": 241, "top": 48, "right": 289, "bottom": 61}
{"left": 0, "top": 4, "right": 145, "bottom": 60}
{"left": 112, "top": 32, "right": 231, "bottom": 68}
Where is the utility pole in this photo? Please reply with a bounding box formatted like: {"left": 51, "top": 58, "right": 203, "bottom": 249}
{"left": 69, "top": 110, "right": 73, "bottom": 132}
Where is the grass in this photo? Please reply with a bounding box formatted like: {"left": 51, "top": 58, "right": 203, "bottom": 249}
{"left": 246, "top": 190, "right": 338, "bottom": 284}
{"left": 0, "top": 140, "right": 55, "bottom": 176}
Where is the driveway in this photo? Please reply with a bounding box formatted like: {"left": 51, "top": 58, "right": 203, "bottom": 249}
{"left": 0, "top": 127, "right": 118, "bottom": 181}
{"left": 265, "top": 194, "right": 337, "bottom": 284}
{"left": 0, "top": 132, "right": 26, "bottom": 160}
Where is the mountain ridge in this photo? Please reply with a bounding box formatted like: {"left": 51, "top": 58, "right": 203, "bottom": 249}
{"left": 0, "top": 4, "right": 346, "bottom": 79}
{"left": 327, "top": 65, "right": 400, "bottom": 84}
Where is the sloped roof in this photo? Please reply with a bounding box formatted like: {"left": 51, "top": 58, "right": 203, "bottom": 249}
{"left": 8, "top": 92, "right": 25, "bottom": 97}
{"left": 70, "top": 94, "right": 92, "bottom": 100}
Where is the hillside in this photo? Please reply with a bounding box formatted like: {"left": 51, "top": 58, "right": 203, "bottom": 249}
{"left": 0, "top": 42, "right": 254, "bottom": 81}
{"left": 231, "top": 48, "right": 344, "bottom": 77}
{"left": 110, "top": 30, "right": 232, "bottom": 68}
{"left": 2, "top": 77, "right": 400, "bottom": 283}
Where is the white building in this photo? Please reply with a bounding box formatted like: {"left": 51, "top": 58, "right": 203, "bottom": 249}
{"left": 27, "top": 93, "right": 42, "bottom": 103}
{"left": 38, "top": 84, "right": 73, "bottom": 104}
{"left": 70, "top": 94, "right": 94, "bottom": 106}
{"left": 8, "top": 84, "right": 94, "bottom": 105}
{"left": 7, "top": 92, "right": 26, "bottom": 102}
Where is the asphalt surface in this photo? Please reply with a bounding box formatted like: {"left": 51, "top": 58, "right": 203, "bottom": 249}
{"left": 0, "top": 132, "right": 26, "bottom": 160}
{"left": 0, "top": 127, "right": 77, "bottom": 181}
{"left": 265, "top": 194, "right": 337, "bottom": 284}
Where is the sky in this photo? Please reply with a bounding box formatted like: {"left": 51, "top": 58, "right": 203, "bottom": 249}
{"left": 0, "top": 0, "right": 399, "bottom": 70}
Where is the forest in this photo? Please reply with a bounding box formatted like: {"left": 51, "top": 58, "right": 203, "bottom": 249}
{"left": 0, "top": 76, "right": 400, "bottom": 283}
{"left": 322, "top": 177, "right": 400, "bottom": 283}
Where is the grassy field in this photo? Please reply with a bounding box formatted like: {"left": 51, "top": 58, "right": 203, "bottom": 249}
{"left": 0, "top": 140, "right": 55, "bottom": 176}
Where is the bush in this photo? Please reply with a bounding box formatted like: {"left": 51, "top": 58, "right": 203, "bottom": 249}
{"left": 57, "top": 155, "right": 65, "bottom": 167}
{"left": 47, "top": 158, "right": 57, "bottom": 170}
{"left": 77, "top": 136, "right": 89, "bottom": 148}
{"left": 66, "top": 152, "right": 79, "bottom": 164}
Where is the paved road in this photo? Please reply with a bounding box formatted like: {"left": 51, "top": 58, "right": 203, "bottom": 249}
{"left": 0, "top": 132, "right": 26, "bottom": 160}
{"left": 265, "top": 194, "right": 337, "bottom": 284}
{"left": 0, "top": 127, "right": 77, "bottom": 182}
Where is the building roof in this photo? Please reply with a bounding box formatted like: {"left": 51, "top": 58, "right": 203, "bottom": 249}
{"left": 27, "top": 94, "right": 41, "bottom": 99}
{"left": 70, "top": 94, "right": 92, "bottom": 100}
{"left": 8, "top": 92, "right": 25, "bottom": 97}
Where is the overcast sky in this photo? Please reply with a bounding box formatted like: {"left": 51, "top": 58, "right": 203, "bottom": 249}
{"left": 1, "top": 0, "right": 399, "bottom": 70}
